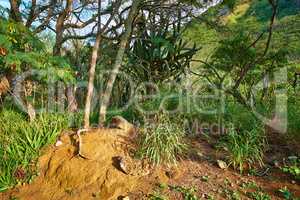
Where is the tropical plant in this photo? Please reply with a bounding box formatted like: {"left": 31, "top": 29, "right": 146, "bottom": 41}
{"left": 136, "top": 113, "right": 187, "bottom": 165}
{"left": 0, "top": 19, "right": 73, "bottom": 81}
{"left": 278, "top": 187, "right": 294, "bottom": 200}
{"left": 0, "top": 109, "right": 68, "bottom": 191}
{"left": 247, "top": 191, "right": 271, "bottom": 200}
{"left": 218, "top": 124, "right": 266, "bottom": 172}
{"left": 126, "top": 32, "right": 198, "bottom": 84}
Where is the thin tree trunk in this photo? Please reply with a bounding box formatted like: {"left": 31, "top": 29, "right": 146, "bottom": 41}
{"left": 53, "top": 0, "right": 73, "bottom": 56}
{"left": 9, "top": 0, "right": 22, "bottom": 22}
{"left": 98, "top": 0, "right": 140, "bottom": 125}
{"left": 52, "top": 0, "right": 77, "bottom": 113}
{"left": 24, "top": 80, "right": 35, "bottom": 121}
{"left": 67, "top": 85, "right": 78, "bottom": 112}
{"left": 83, "top": 0, "right": 102, "bottom": 128}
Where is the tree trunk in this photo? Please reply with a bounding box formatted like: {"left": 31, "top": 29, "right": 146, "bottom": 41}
{"left": 83, "top": 0, "right": 102, "bottom": 128}
{"left": 27, "top": 102, "right": 36, "bottom": 122}
{"left": 52, "top": 0, "right": 76, "bottom": 113}
{"left": 9, "top": 0, "right": 22, "bottom": 22}
{"left": 24, "top": 80, "right": 36, "bottom": 121}
{"left": 53, "top": 0, "right": 73, "bottom": 56}
{"left": 98, "top": 0, "right": 140, "bottom": 125}
{"left": 67, "top": 85, "right": 78, "bottom": 112}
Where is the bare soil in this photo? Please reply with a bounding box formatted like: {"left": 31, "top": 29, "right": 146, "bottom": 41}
{"left": 1, "top": 126, "right": 299, "bottom": 200}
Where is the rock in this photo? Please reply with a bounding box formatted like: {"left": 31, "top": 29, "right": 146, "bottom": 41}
{"left": 55, "top": 140, "right": 63, "bottom": 147}
{"left": 217, "top": 160, "right": 228, "bottom": 169}
{"left": 273, "top": 160, "right": 280, "bottom": 168}
{"left": 115, "top": 156, "right": 128, "bottom": 174}
{"left": 165, "top": 170, "right": 176, "bottom": 179}
{"left": 197, "top": 151, "right": 204, "bottom": 158}
{"left": 110, "top": 116, "right": 136, "bottom": 138}
{"left": 121, "top": 196, "right": 130, "bottom": 200}
{"left": 165, "top": 168, "right": 181, "bottom": 179}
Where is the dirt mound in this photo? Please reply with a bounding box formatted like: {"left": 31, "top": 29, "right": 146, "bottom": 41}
{"left": 3, "top": 119, "right": 150, "bottom": 200}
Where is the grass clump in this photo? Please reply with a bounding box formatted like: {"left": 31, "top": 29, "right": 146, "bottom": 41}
{"left": 149, "top": 192, "right": 168, "bottom": 200}
{"left": 170, "top": 185, "right": 199, "bottom": 200}
{"left": 281, "top": 156, "right": 300, "bottom": 180}
{"left": 136, "top": 113, "right": 187, "bottom": 165}
{"left": 247, "top": 191, "right": 271, "bottom": 200}
{"left": 218, "top": 124, "right": 266, "bottom": 172}
{"left": 0, "top": 109, "right": 68, "bottom": 191}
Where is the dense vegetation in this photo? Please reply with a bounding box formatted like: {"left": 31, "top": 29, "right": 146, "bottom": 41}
{"left": 0, "top": 0, "right": 299, "bottom": 199}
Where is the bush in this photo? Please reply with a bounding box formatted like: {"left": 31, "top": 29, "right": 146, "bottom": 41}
{"left": 287, "top": 94, "right": 300, "bottom": 139}
{"left": 136, "top": 113, "right": 187, "bottom": 165}
{"left": 224, "top": 102, "right": 260, "bottom": 132}
{"left": 218, "top": 124, "right": 266, "bottom": 172}
{"left": 0, "top": 110, "right": 68, "bottom": 191}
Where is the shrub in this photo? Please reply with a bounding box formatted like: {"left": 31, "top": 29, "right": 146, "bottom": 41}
{"left": 0, "top": 110, "right": 68, "bottom": 191}
{"left": 287, "top": 94, "right": 300, "bottom": 139}
{"left": 136, "top": 113, "right": 187, "bottom": 165}
{"left": 218, "top": 124, "right": 266, "bottom": 172}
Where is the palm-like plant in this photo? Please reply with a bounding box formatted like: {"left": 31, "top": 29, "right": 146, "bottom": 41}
{"left": 126, "top": 32, "right": 198, "bottom": 84}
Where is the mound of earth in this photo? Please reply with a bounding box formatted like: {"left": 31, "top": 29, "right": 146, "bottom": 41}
{"left": 2, "top": 117, "right": 299, "bottom": 200}
{"left": 2, "top": 117, "right": 151, "bottom": 200}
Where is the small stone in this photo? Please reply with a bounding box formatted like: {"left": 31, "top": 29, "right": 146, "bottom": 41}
{"left": 122, "top": 196, "right": 130, "bottom": 200}
{"left": 273, "top": 160, "right": 280, "bottom": 168}
{"left": 55, "top": 140, "right": 63, "bottom": 147}
{"left": 165, "top": 170, "right": 177, "bottom": 179}
{"left": 110, "top": 116, "right": 136, "bottom": 138}
{"left": 292, "top": 180, "right": 296, "bottom": 184}
{"left": 115, "top": 156, "right": 128, "bottom": 174}
{"left": 197, "top": 151, "right": 204, "bottom": 157}
{"left": 217, "top": 160, "right": 227, "bottom": 169}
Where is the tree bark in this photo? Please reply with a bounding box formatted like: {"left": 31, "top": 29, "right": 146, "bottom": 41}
{"left": 67, "top": 85, "right": 78, "bottom": 112}
{"left": 83, "top": 0, "right": 102, "bottom": 128}
{"left": 98, "top": 0, "right": 140, "bottom": 125}
{"left": 25, "top": 0, "right": 37, "bottom": 27}
{"left": 52, "top": 0, "right": 78, "bottom": 113}
{"left": 53, "top": 0, "right": 73, "bottom": 56}
{"left": 9, "top": 0, "right": 22, "bottom": 22}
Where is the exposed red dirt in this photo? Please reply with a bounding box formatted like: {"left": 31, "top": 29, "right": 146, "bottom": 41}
{"left": 128, "top": 137, "right": 300, "bottom": 199}
{"left": 1, "top": 122, "right": 299, "bottom": 200}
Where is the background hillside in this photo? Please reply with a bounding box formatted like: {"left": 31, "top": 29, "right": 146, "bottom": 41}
{"left": 184, "top": 0, "right": 300, "bottom": 68}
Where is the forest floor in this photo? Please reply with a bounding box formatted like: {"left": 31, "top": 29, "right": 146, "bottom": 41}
{"left": 1, "top": 126, "right": 299, "bottom": 200}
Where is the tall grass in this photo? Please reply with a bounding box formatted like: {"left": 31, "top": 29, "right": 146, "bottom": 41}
{"left": 136, "top": 113, "right": 188, "bottom": 165}
{"left": 0, "top": 110, "right": 68, "bottom": 191}
{"left": 218, "top": 124, "right": 266, "bottom": 173}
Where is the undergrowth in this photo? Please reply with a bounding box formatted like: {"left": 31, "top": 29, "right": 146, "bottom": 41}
{"left": 218, "top": 124, "right": 266, "bottom": 173}
{"left": 281, "top": 156, "right": 300, "bottom": 180}
{"left": 136, "top": 113, "right": 187, "bottom": 165}
{"left": 0, "top": 109, "right": 68, "bottom": 191}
